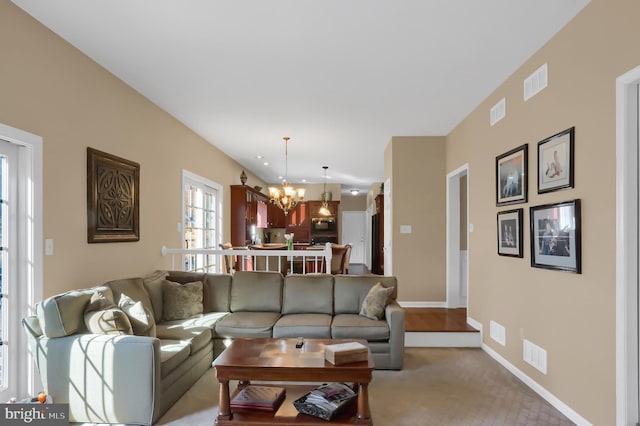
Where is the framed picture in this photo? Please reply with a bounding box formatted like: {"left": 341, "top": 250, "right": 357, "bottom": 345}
{"left": 530, "top": 199, "right": 581, "bottom": 273}
{"left": 497, "top": 208, "right": 523, "bottom": 257}
{"left": 87, "top": 147, "right": 140, "bottom": 243}
{"left": 537, "top": 127, "right": 574, "bottom": 193}
{"left": 496, "top": 144, "right": 528, "bottom": 206}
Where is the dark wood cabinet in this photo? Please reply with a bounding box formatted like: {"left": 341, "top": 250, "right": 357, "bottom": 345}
{"left": 231, "top": 185, "right": 270, "bottom": 246}
{"left": 267, "top": 201, "right": 286, "bottom": 228}
{"left": 307, "top": 200, "right": 339, "bottom": 217}
{"left": 285, "top": 202, "right": 310, "bottom": 243}
{"left": 371, "top": 194, "right": 384, "bottom": 275}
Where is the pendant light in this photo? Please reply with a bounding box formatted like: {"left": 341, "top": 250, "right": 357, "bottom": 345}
{"left": 318, "top": 166, "right": 331, "bottom": 216}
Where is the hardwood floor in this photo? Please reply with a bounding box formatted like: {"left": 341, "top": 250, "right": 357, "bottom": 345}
{"left": 405, "top": 308, "right": 478, "bottom": 332}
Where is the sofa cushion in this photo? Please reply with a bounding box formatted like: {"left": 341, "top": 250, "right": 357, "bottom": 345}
{"left": 359, "top": 282, "right": 394, "bottom": 320}
{"left": 166, "top": 271, "right": 211, "bottom": 311}
{"left": 159, "top": 339, "right": 191, "bottom": 378}
{"left": 331, "top": 314, "right": 390, "bottom": 341}
{"left": 143, "top": 270, "right": 168, "bottom": 321}
{"left": 36, "top": 286, "right": 112, "bottom": 338}
{"left": 155, "top": 325, "right": 212, "bottom": 353}
{"left": 282, "top": 275, "right": 333, "bottom": 315}
{"left": 119, "top": 294, "right": 156, "bottom": 337}
{"left": 163, "top": 280, "right": 204, "bottom": 321}
{"left": 334, "top": 276, "right": 397, "bottom": 315}
{"left": 84, "top": 292, "right": 133, "bottom": 335}
{"left": 273, "top": 314, "right": 332, "bottom": 338}
{"left": 202, "top": 273, "right": 233, "bottom": 313}
{"left": 106, "top": 277, "right": 156, "bottom": 323}
{"left": 214, "top": 311, "right": 281, "bottom": 338}
{"left": 159, "top": 312, "right": 229, "bottom": 331}
{"left": 230, "top": 271, "right": 282, "bottom": 313}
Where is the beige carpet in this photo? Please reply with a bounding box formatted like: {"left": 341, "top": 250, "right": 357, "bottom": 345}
{"left": 156, "top": 347, "right": 575, "bottom": 426}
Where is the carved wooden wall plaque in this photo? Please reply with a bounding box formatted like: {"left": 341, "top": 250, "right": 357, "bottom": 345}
{"left": 87, "top": 147, "right": 140, "bottom": 243}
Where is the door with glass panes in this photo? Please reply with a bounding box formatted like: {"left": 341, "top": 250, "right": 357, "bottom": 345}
{"left": 0, "top": 139, "right": 18, "bottom": 402}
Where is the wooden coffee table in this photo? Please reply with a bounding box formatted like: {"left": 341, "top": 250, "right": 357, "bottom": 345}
{"left": 212, "top": 338, "right": 374, "bottom": 425}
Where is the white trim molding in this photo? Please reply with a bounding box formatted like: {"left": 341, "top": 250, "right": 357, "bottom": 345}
{"left": 398, "top": 301, "right": 447, "bottom": 308}
{"left": 446, "top": 164, "right": 469, "bottom": 308}
{"left": 482, "top": 343, "right": 592, "bottom": 425}
{"left": 0, "top": 123, "right": 43, "bottom": 397}
{"left": 615, "top": 64, "right": 640, "bottom": 426}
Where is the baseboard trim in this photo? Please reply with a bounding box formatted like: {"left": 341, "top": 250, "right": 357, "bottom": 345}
{"left": 481, "top": 343, "right": 592, "bottom": 426}
{"left": 398, "top": 301, "right": 447, "bottom": 308}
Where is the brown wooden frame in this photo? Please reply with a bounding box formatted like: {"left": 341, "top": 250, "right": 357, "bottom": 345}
{"left": 87, "top": 147, "right": 140, "bottom": 243}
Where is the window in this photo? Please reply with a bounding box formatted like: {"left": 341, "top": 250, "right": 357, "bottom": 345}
{"left": 0, "top": 123, "right": 43, "bottom": 403}
{"left": 182, "top": 171, "right": 223, "bottom": 272}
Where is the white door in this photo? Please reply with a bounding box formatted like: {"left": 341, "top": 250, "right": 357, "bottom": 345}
{"left": 342, "top": 211, "right": 366, "bottom": 264}
{"left": 0, "top": 140, "right": 18, "bottom": 402}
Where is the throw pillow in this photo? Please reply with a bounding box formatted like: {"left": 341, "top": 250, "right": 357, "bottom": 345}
{"left": 118, "top": 293, "right": 156, "bottom": 337}
{"left": 163, "top": 280, "right": 203, "bottom": 321}
{"left": 359, "top": 282, "right": 394, "bottom": 320}
{"left": 84, "top": 292, "right": 133, "bottom": 335}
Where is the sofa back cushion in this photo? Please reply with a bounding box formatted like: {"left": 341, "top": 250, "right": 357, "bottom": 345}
{"left": 202, "top": 273, "right": 232, "bottom": 313}
{"left": 334, "top": 276, "right": 397, "bottom": 315}
{"left": 36, "top": 286, "right": 113, "bottom": 338}
{"left": 106, "top": 277, "right": 155, "bottom": 322}
{"left": 143, "top": 270, "right": 168, "bottom": 321}
{"left": 230, "top": 271, "right": 283, "bottom": 312}
{"left": 282, "top": 274, "right": 334, "bottom": 315}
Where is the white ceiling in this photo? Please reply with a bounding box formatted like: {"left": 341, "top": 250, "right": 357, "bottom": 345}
{"left": 12, "top": 0, "right": 590, "bottom": 195}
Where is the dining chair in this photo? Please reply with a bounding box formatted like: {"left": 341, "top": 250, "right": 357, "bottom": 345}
{"left": 219, "top": 242, "right": 235, "bottom": 274}
{"left": 330, "top": 244, "right": 349, "bottom": 275}
{"left": 342, "top": 244, "right": 352, "bottom": 274}
{"left": 249, "top": 244, "right": 288, "bottom": 274}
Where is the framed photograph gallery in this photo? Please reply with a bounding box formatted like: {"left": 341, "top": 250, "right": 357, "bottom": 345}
{"left": 497, "top": 209, "right": 523, "bottom": 257}
{"left": 537, "top": 127, "right": 574, "bottom": 193}
{"left": 496, "top": 144, "right": 528, "bottom": 206}
{"left": 529, "top": 199, "right": 581, "bottom": 273}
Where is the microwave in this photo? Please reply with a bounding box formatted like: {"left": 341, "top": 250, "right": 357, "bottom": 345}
{"left": 311, "top": 217, "right": 337, "bottom": 233}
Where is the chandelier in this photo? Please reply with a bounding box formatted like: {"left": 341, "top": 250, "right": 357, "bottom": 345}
{"left": 318, "top": 166, "right": 331, "bottom": 216}
{"left": 269, "top": 137, "right": 305, "bottom": 215}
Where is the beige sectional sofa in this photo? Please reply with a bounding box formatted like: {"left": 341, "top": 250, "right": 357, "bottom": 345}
{"left": 22, "top": 270, "right": 404, "bottom": 425}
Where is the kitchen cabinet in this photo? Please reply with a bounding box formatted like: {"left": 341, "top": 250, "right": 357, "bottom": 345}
{"left": 285, "top": 202, "right": 310, "bottom": 243}
{"left": 231, "top": 185, "right": 270, "bottom": 246}
{"left": 267, "top": 201, "right": 287, "bottom": 228}
{"left": 308, "top": 200, "right": 340, "bottom": 217}
{"left": 371, "top": 194, "right": 384, "bottom": 275}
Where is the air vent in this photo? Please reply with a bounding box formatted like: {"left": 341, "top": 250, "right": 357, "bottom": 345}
{"left": 489, "top": 320, "right": 506, "bottom": 346}
{"left": 523, "top": 339, "right": 547, "bottom": 374}
{"left": 524, "top": 63, "right": 548, "bottom": 101}
{"left": 490, "top": 98, "right": 506, "bottom": 126}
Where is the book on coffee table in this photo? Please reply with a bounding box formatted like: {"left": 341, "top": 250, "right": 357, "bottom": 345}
{"left": 294, "top": 382, "right": 358, "bottom": 420}
{"left": 324, "top": 341, "right": 368, "bottom": 365}
{"left": 230, "top": 385, "right": 286, "bottom": 411}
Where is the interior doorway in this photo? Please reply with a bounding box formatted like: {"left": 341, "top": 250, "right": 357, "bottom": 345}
{"left": 446, "top": 164, "right": 469, "bottom": 308}
{"left": 616, "top": 65, "right": 640, "bottom": 426}
{"left": 342, "top": 211, "right": 366, "bottom": 264}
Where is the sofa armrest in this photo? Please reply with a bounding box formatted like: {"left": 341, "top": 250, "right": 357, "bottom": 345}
{"left": 24, "top": 324, "right": 161, "bottom": 426}
{"left": 385, "top": 301, "right": 405, "bottom": 369}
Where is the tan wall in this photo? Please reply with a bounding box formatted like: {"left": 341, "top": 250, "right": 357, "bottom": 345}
{"left": 1, "top": 2, "right": 266, "bottom": 296}
{"left": 341, "top": 195, "right": 367, "bottom": 211}
{"left": 446, "top": 0, "right": 640, "bottom": 423}
{"left": 389, "top": 136, "right": 446, "bottom": 301}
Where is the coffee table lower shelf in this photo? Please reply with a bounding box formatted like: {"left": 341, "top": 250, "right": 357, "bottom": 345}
{"left": 214, "top": 384, "right": 373, "bottom": 426}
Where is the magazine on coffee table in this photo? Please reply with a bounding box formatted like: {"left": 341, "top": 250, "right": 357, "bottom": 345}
{"left": 293, "top": 382, "right": 357, "bottom": 420}
{"left": 230, "top": 385, "right": 286, "bottom": 411}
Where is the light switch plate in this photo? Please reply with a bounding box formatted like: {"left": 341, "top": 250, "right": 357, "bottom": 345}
{"left": 45, "top": 238, "right": 54, "bottom": 256}
{"left": 400, "top": 225, "right": 412, "bottom": 234}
